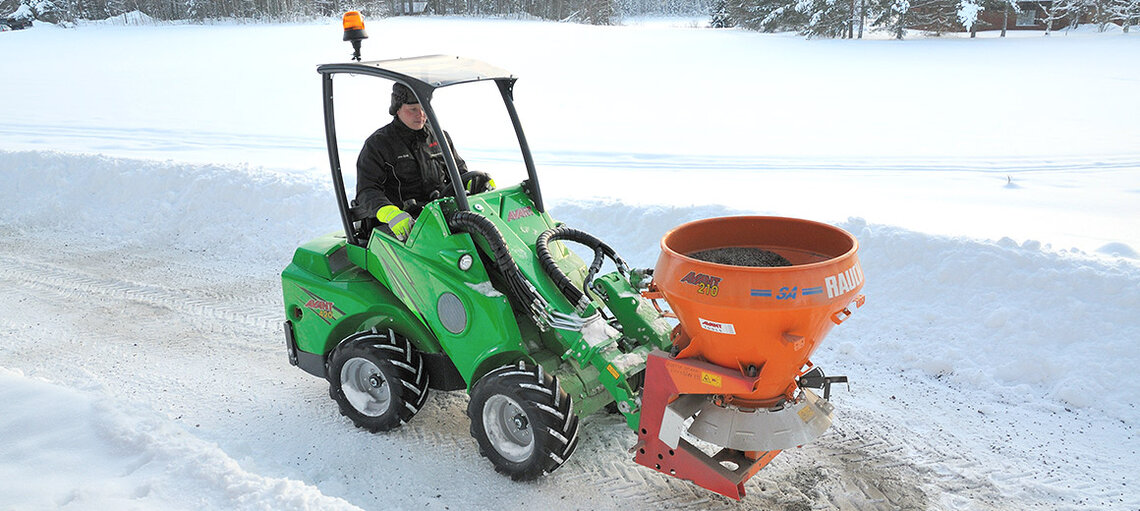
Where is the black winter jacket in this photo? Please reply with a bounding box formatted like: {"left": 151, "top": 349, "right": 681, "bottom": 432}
{"left": 355, "top": 119, "right": 467, "bottom": 220}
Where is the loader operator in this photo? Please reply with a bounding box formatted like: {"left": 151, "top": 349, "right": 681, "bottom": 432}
{"left": 356, "top": 82, "right": 495, "bottom": 242}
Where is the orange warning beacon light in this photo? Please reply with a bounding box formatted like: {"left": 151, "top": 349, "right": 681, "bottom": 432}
{"left": 342, "top": 11, "right": 368, "bottom": 61}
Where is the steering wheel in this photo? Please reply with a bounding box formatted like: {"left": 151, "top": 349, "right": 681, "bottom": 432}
{"left": 461, "top": 171, "right": 495, "bottom": 195}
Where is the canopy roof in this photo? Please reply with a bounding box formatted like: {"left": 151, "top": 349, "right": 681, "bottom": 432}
{"left": 316, "top": 55, "right": 515, "bottom": 90}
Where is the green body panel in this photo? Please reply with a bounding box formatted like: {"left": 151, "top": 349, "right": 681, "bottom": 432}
{"left": 281, "top": 185, "right": 674, "bottom": 428}
{"left": 282, "top": 233, "right": 439, "bottom": 358}
{"left": 362, "top": 190, "right": 527, "bottom": 386}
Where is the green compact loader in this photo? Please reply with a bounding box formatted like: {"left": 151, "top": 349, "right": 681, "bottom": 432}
{"left": 282, "top": 54, "right": 674, "bottom": 480}
{"left": 284, "top": 23, "right": 865, "bottom": 499}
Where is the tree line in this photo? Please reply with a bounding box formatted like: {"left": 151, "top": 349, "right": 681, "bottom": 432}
{"left": 712, "top": 0, "right": 1139, "bottom": 37}
{"left": 4, "top": 0, "right": 1135, "bottom": 36}
{"left": 3, "top": 0, "right": 711, "bottom": 24}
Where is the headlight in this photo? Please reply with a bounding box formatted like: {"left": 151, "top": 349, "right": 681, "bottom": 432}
{"left": 458, "top": 254, "right": 474, "bottom": 271}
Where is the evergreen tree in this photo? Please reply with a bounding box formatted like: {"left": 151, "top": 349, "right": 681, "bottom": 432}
{"left": 798, "top": 0, "right": 858, "bottom": 37}
{"left": 30, "top": 0, "right": 71, "bottom": 22}
{"left": 872, "top": 0, "right": 960, "bottom": 37}
{"left": 578, "top": 0, "right": 615, "bottom": 24}
{"left": 957, "top": 0, "right": 982, "bottom": 36}
{"left": 726, "top": 0, "right": 809, "bottom": 32}
{"left": 709, "top": 0, "right": 731, "bottom": 26}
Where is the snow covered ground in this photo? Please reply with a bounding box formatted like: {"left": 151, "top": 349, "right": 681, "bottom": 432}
{"left": 1, "top": 17, "right": 1138, "bottom": 510}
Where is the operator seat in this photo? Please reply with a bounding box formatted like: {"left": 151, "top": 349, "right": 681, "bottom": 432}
{"left": 348, "top": 200, "right": 377, "bottom": 246}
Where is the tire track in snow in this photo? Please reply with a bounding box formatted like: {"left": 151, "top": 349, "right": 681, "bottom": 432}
{"left": 821, "top": 370, "right": 1137, "bottom": 510}
{"left": 549, "top": 413, "right": 937, "bottom": 510}
{"left": 0, "top": 254, "right": 281, "bottom": 336}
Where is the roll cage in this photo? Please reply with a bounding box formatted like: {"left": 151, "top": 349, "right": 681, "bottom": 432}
{"left": 317, "top": 55, "right": 546, "bottom": 246}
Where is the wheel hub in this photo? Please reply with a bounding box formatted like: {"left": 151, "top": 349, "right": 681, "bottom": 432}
{"left": 483, "top": 395, "right": 535, "bottom": 463}
{"left": 341, "top": 357, "right": 392, "bottom": 417}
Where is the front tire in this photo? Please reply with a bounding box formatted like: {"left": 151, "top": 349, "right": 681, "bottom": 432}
{"left": 467, "top": 361, "right": 580, "bottom": 480}
{"left": 328, "top": 329, "right": 429, "bottom": 432}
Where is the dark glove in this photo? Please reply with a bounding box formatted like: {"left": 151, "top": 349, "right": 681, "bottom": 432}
{"left": 461, "top": 171, "right": 495, "bottom": 195}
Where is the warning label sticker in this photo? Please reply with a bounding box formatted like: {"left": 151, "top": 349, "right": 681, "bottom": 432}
{"left": 698, "top": 318, "right": 736, "bottom": 335}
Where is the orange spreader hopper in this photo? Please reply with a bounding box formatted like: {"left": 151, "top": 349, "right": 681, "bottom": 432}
{"left": 633, "top": 216, "right": 865, "bottom": 500}
{"left": 656, "top": 215, "right": 864, "bottom": 404}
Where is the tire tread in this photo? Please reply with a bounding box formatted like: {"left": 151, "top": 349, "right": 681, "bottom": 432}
{"left": 328, "top": 330, "right": 430, "bottom": 433}
{"left": 467, "top": 361, "right": 579, "bottom": 481}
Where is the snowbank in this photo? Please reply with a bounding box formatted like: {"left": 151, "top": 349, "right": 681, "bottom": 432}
{"left": 0, "top": 150, "right": 334, "bottom": 267}
{"left": 0, "top": 367, "right": 360, "bottom": 510}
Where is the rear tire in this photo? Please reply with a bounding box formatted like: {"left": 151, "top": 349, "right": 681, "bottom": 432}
{"left": 328, "top": 329, "right": 430, "bottom": 432}
{"left": 467, "top": 361, "right": 580, "bottom": 480}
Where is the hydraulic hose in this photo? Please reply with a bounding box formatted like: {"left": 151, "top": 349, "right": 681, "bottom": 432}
{"left": 447, "top": 211, "right": 547, "bottom": 319}
{"left": 536, "top": 227, "right": 629, "bottom": 311}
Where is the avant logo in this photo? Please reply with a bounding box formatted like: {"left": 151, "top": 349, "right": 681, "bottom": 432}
{"left": 507, "top": 207, "right": 534, "bottom": 222}
{"left": 680, "top": 271, "right": 722, "bottom": 287}
{"left": 299, "top": 286, "right": 344, "bottom": 323}
{"left": 680, "top": 271, "right": 723, "bottom": 297}
{"left": 305, "top": 298, "right": 335, "bottom": 315}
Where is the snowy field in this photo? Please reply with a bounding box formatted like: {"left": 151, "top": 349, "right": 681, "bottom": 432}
{"left": 1, "top": 16, "right": 1139, "bottom": 510}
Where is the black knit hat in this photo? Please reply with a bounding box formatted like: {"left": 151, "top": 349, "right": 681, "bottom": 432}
{"left": 389, "top": 83, "right": 419, "bottom": 116}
